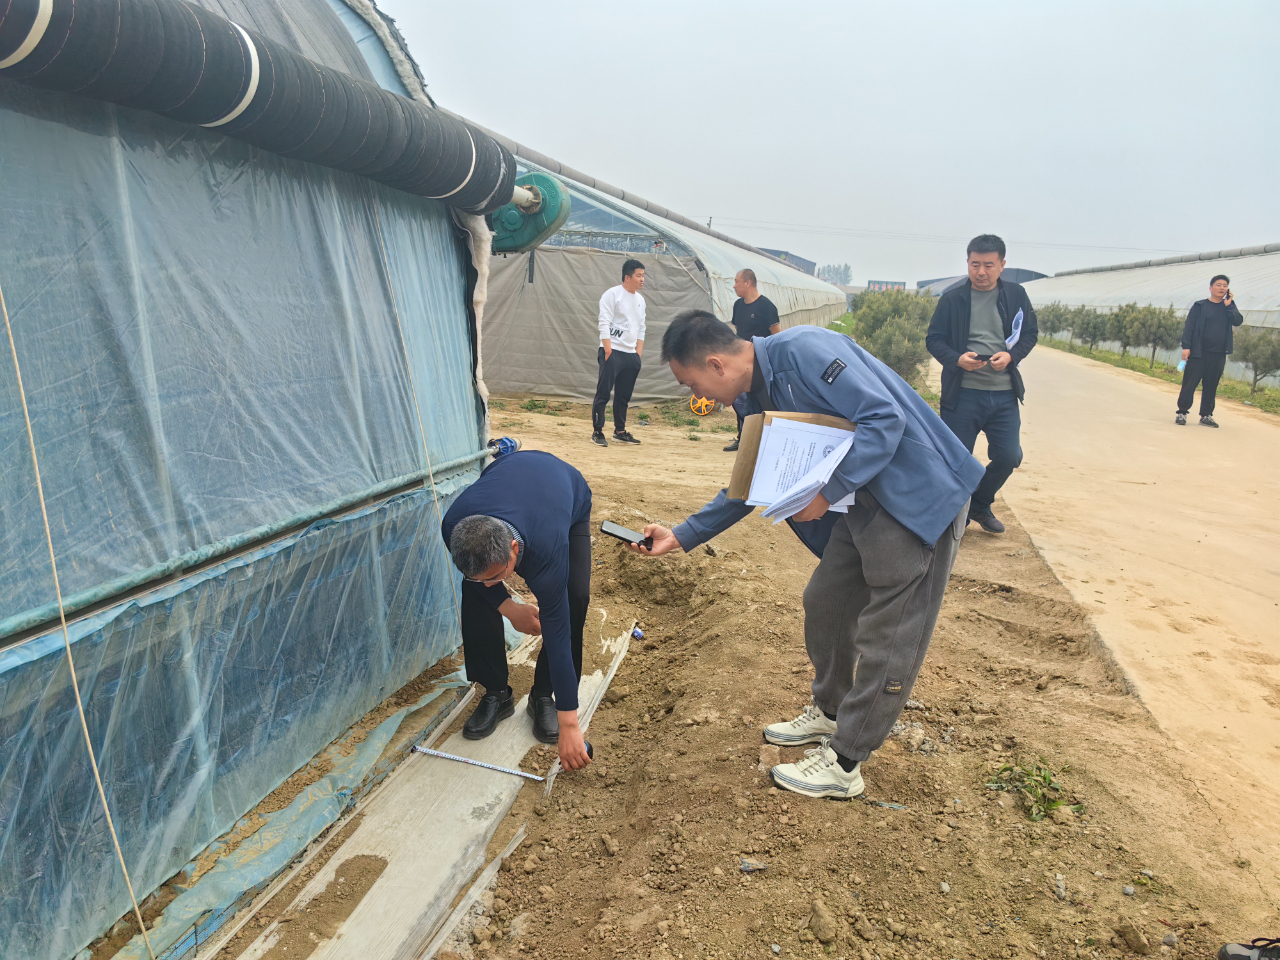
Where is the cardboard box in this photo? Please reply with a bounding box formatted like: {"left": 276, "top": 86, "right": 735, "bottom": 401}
{"left": 727, "top": 411, "right": 857, "bottom": 501}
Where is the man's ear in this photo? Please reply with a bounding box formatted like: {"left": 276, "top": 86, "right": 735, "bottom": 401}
{"left": 705, "top": 355, "right": 725, "bottom": 377}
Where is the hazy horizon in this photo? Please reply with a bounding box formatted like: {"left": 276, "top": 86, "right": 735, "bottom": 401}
{"left": 380, "top": 1, "right": 1279, "bottom": 286}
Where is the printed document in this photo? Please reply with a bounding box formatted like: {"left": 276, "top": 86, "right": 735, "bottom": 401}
{"left": 746, "top": 417, "right": 856, "bottom": 523}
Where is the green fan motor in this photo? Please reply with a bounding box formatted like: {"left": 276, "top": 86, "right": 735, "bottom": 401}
{"left": 490, "top": 172, "right": 571, "bottom": 253}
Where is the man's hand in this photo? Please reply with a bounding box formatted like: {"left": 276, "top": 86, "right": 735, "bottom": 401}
{"left": 1182, "top": 348, "right": 1191, "bottom": 361}
{"left": 498, "top": 599, "right": 541, "bottom": 635}
{"left": 558, "top": 711, "right": 591, "bottom": 770}
{"left": 602, "top": 338, "right": 613, "bottom": 361}
{"left": 628, "top": 524, "right": 681, "bottom": 557}
{"left": 792, "top": 492, "right": 830, "bottom": 523}
{"left": 958, "top": 351, "right": 986, "bottom": 371}
{"left": 1225, "top": 291, "right": 1234, "bottom": 306}
{"left": 636, "top": 339, "right": 644, "bottom": 358}
{"left": 989, "top": 351, "right": 1012, "bottom": 371}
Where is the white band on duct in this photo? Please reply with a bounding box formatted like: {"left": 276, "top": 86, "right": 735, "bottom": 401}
{"left": 428, "top": 128, "right": 477, "bottom": 200}
{"left": 0, "top": 0, "right": 53, "bottom": 69}
{"left": 201, "top": 24, "right": 260, "bottom": 128}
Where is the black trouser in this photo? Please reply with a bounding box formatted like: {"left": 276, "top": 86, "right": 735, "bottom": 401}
{"left": 460, "top": 521, "right": 590, "bottom": 701}
{"left": 592, "top": 348, "right": 641, "bottom": 433}
{"left": 1177, "top": 352, "right": 1227, "bottom": 416}
{"left": 939, "top": 388, "right": 1022, "bottom": 513}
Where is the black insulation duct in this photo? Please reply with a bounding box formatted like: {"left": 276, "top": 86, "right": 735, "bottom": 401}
{"left": 0, "top": 0, "right": 516, "bottom": 214}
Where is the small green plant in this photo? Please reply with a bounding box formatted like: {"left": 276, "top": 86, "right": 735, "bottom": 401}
{"left": 985, "top": 757, "right": 1084, "bottom": 821}
{"left": 490, "top": 399, "right": 508, "bottom": 411}
{"left": 520, "top": 398, "right": 548, "bottom": 412}
{"left": 686, "top": 432, "right": 701, "bottom": 441}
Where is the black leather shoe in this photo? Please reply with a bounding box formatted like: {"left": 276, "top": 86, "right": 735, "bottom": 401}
{"left": 463, "top": 688, "right": 515, "bottom": 739}
{"left": 723, "top": 439, "right": 739, "bottom": 452}
{"left": 968, "top": 509, "right": 1006, "bottom": 534}
{"left": 527, "top": 694, "right": 559, "bottom": 744}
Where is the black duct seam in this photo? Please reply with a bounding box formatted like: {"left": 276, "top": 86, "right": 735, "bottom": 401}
{"left": 0, "top": 0, "right": 514, "bottom": 214}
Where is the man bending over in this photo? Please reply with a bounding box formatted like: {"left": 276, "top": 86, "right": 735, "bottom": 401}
{"left": 441, "top": 450, "right": 593, "bottom": 770}
{"left": 631, "top": 312, "right": 982, "bottom": 799}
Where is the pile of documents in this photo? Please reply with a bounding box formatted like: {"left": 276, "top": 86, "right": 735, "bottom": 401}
{"left": 745, "top": 417, "right": 857, "bottom": 523}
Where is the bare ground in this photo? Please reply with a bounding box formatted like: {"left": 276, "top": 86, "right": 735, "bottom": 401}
{"left": 443, "top": 403, "right": 1271, "bottom": 960}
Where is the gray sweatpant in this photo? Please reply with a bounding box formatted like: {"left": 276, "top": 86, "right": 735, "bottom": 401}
{"left": 803, "top": 489, "right": 967, "bottom": 763}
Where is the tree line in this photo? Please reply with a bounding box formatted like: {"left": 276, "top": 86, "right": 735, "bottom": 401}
{"left": 834, "top": 291, "right": 1280, "bottom": 396}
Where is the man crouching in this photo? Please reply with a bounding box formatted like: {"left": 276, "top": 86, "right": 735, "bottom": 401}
{"left": 441, "top": 450, "right": 593, "bottom": 770}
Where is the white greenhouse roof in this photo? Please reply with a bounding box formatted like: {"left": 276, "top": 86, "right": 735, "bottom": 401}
{"left": 534, "top": 166, "right": 847, "bottom": 324}
{"left": 1023, "top": 246, "right": 1280, "bottom": 327}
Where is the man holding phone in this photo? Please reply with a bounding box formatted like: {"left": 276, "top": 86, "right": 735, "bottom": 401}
{"left": 440, "top": 450, "right": 593, "bottom": 770}
{"left": 926, "top": 234, "right": 1039, "bottom": 534}
{"left": 629, "top": 311, "right": 983, "bottom": 801}
{"left": 1176, "top": 275, "right": 1243, "bottom": 427}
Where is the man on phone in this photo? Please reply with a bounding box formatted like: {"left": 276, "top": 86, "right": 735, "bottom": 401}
{"left": 440, "top": 450, "right": 593, "bottom": 770}
{"left": 725, "top": 269, "right": 781, "bottom": 451}
{"left": 1176, "top": 275, "right": 1243, "bottom": 427}
{"left": 630, "top": 311, "right": 982, "bottom": 801}
{"left": 926, "top": 234, "right": 1039, "bottom": 534}
{"left": 593, "top": 259, "right": 646, "bottom": 447}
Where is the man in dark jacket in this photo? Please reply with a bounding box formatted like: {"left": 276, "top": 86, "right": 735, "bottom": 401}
{"left": 440, "top": 451, "right": 593, "bottom": 770}
{"left": 1176, "top": 274, "right": 1243, "bottom": 427}
{"left": 926, "top": 234, "right": 1038, "bottom": 534}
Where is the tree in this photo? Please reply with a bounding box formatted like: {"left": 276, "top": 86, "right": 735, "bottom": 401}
{"left": 1072, "top": 306, "right": 1108, "bottom": 353}
{"left": 819, "top": 263, "right": 853, "bottom": 286}
{"left": 1234, "top": 325, "right": 1280, "bottom": 394}
{"left": 1125, "top": 305, "right": 1183, "bottom": 370}
{"left": 846, "top": 288, "right": 935, "bottom": 385}
{"left": 1107, "top": 303, "right": 1141, "bottom": 356}
{"left": 1036, "top": 302, "right": 1071, "bottom": 342}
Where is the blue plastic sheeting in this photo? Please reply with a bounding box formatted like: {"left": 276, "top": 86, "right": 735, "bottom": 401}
{"left": 322, "top": 0, "right": 414, "bottom": 98}
{"left": 0, "top": 79, "right": 483, "bottom": 638}
{"left": 0, "top": 50, "right": 488, "bottom": 960}
{"left": 114, "top": 674, "right": 467, "bottom": 960}
{"left": 0, "top": 485, "right": 477, "bottom": 960}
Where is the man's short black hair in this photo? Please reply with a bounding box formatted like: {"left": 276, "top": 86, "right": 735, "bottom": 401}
{"left": 1210, "top": 274, "right": 1230, "bottom": 287}
{"left": 623, "top": 258, "right": 645, "bottom": 280}
{"left": 967, "top": 234, "right": 1006, "bottom": 260}
{"left": 661, "top": 309, "right": 745, "bottom": 365}
{"left": 737, "top": 268, "right": 757, "bottom": 286}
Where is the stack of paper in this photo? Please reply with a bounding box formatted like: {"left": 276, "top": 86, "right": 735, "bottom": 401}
{"left": 746, "top": 417, "right": 857, "bottom": 523}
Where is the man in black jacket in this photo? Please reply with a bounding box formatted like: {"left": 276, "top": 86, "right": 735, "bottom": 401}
{"left": 925, "top": 235, "right": 1038, "bottom": 534}
{"left": 1176, "top": 274, "right": 1243, "bottom": 427}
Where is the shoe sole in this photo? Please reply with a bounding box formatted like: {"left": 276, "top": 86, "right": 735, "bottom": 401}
{"left": 462, "top": 701, "right": 516, "bottom": 740}
{"left": 763, "top": 727, "right": 837, "bottom": 746}
{"left": 613, "top": 438, "right": 640, "bottom": 444}
{"left": 770, "top": 765, "right": 864, "bottom": 799}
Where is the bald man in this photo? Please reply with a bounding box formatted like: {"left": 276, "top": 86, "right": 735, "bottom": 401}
{"left": 725, "top": 269, "right": 781, "bottom": 451}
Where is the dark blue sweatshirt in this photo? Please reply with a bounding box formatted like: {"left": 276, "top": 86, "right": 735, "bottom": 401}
{"left": 440, "top": 451, "right": 592, "bottom": 710}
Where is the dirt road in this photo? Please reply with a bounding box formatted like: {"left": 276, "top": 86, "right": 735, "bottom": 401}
{"left": 999, "top": 347, "right": 1280, "bottom": 880}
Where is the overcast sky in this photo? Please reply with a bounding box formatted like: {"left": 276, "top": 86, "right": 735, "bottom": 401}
{"left": 381, "top": 1, "right": 1278, "bottom": 286}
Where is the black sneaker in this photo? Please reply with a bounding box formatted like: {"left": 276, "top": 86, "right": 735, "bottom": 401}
{"left": 613, "top": 431, "right": 641, "bottom": 444}
{"left": 592, "top": 431, "right": 608, "bottom": 446}
{"left": 1219, "top": 938, "right": 1280, "bottom": 959}
{"left": 1200, "top": 415, "right": 1219, "bottom": 428}
{"left": 968, "top": 509, "right": 1006, "bottom": 534}
{"left": 723, "top": 439, "right": 740, "bottom": 452}
{"left": 527, "top": 694, "right": 559, "bottom": 744}
{"left": 462, "top": 688, "right": 515, "bottom": 739}
{"left": 1175, "top": 413, "right": 1187, "bottom": 425}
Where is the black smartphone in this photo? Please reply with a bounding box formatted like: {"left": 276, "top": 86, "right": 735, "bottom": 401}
{"left": 600, "top": 520, "right": 653, "bottom": 550}
{"left": 972, "top": 354, "right": 993, "bottom": 362}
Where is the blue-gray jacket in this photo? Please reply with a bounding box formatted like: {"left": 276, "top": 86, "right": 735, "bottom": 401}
{"left": 672, "top": 327, "right": 984, "bottom": 557}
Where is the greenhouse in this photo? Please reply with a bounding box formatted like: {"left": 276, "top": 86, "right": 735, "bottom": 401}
{"left": 482, "top": 163, "right": 849, "bottom": 401}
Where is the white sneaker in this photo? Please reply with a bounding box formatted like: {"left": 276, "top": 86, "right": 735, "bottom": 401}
{"left": 764, "top": 704, "right": 837, "bottom": 746}
{"left": 770, "top": 738, "right": 864, "bottom": 799}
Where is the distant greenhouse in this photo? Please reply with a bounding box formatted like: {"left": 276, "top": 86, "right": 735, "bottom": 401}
{"left": 1022, "top": 243, "right": 1280, "bottom": 386}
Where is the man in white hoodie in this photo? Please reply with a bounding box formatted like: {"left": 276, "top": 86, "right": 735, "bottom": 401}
{"left": 592, "top": 259, "right": 646, "bottom": 446}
